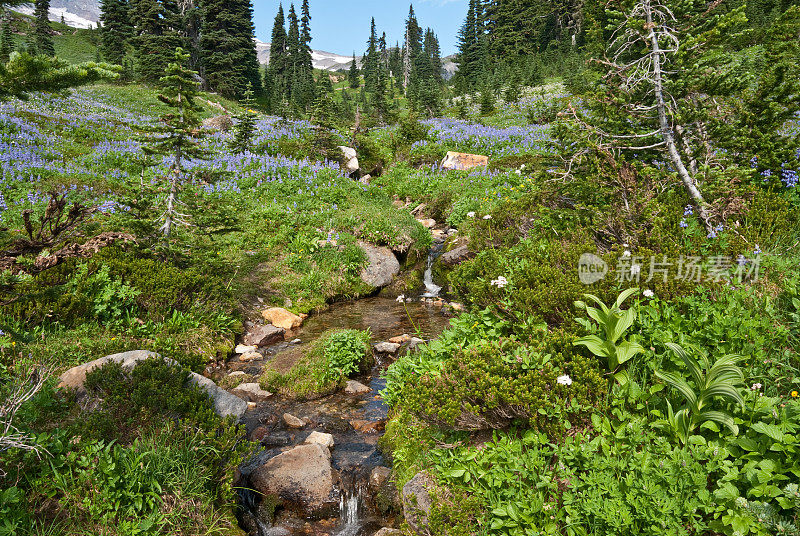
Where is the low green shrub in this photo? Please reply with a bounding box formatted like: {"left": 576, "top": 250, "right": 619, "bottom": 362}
{"left": 394, "top": 330, "right": 605, "bottom": 434}
{"left": 82, "top": 357, "right": 218, "bottom": 442}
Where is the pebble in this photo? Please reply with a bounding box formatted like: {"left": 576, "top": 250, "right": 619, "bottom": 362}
{"left": 283, "top": 413, "right": 305, "bottom": 429}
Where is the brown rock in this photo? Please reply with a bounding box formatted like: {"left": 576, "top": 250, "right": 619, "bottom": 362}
{"left": 262, "top": 307, "right": 304, "bottom": 330}
{"left": 251, "top": 443, "right": 338, "bottom": 518}
{"left": 350, "top": 419, "right": 385, "bottom": 434}
{"left": 250, "top": 426, "right": 270, "bottom": 443}
{"left": 202, "top": 115, "right": 233, "bottom": 131}
{"left": 388, "top": 334, "right": 411, "bottom": 345}
{"left": 231, "top": 383, "right": 272, "bottom": 402}
{"left": 283, "top": 413, "right": 306, "bottom": 429}
{"left": 440, "top": 151, "right": 488, "bottom": 171}
{"left": 242, "top": 324, "right": 285, "bottom": 347}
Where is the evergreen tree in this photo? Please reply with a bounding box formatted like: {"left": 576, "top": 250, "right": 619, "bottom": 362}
{"left": 294, "top": 0, "right": 315, "bottom": 109}
{"left": 33, "top": 0, "right": 55, "bottom": 57}
{"left": 423, "top": 28, "right": 442, "bottom": 84}
{"left": 142, "top": 48, "right": 208, "bottom": 237}
{"left": 230, "top": 83, "right": 258, "bottom": 153}
{"left": 402, "top": 4, "right": 422, "bottom": 90}
{"left": 0, "top": 11, "right": 13, "bottom": 63}
{"left": 362, "top": 17, "right": 379, "bottom": 93}
{"left": 388, "top": 42, "right": 403, "bottom": 88}
{"left": 348, "top": 53, "right": 360, "bottom": 89}
{"left": 199, "top": 0, "right": 262, "bottom": 98}
{"left": 0, "top": 50, "right": 118, "bottom": 100}
{"left": 265, "top": 4, "right": 288, "bottom": 111}
{"left": 132, "top": 0, "right": 185, "bottom": 83}
{"left": 100, "top": 0, "right": 133, "bottom": 65}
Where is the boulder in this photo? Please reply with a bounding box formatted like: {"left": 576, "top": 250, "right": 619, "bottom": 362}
{"left": 439, "top": 245, "right": 474, "bottom": 267}
{"left": 358, "top": 241, "right": 400, "bottom": 289}
{"left": 239, "top": 351, "right": 262, "bottom": 363}
{"left": 243, "top": 324, "right": 285, "bottom": 347}
{"left": 58, "top": 350, "right": 248, "bottom": 420}
{"left": 338, "top": 146, "right": 360, "bottom": 174}
{"left": 283, "top": 412, "right": 306, "bottom": 429}
{"left": 235, "top": 344, "right": 258, "bottom": 354}
{"left": 188, "top": 374, "right": 249, "bottom": 420}
{"left": 440, "top": 151, "right": 488, "bottom": 171}
{"left": 251, "top": 443, "right": 338, "bottom": 518}
{"left": 262, "top": 308, "right": 304, "bottom": 331}
{"left": 202, "top": 115, "right": 233, "bottom": 131}
{"left": 374, "top": 342, "right": 401, "bottom": 355}
{"left": 58, "top": 350, "right": 162, "bottom": 393}
{"left": 402, "top": 472, "right": 436, "bottom": 535}
{"left": 344, "top": 380, "right": 371, "bottom": 395}
{"left": 416, "top": 218, "right": 437, "bottom": 229}
{"left": 304, "top": 431, "right": 335, "bottom": 449}
{"left": 231, "top": 383, "right": 273, "bottom": 402}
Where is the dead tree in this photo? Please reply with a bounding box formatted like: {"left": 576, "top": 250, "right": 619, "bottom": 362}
{"left": 565, "top": 0, "right": 716, "bottom": 232}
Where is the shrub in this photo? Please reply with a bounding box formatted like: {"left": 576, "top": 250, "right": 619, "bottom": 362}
{"left": 394, "top": 329, "right": 606, "bottom": 434}
{"left": 82, "top": 358, "right": 217, "bottom": 442}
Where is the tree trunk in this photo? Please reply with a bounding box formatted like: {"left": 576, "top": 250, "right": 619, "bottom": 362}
{"left": 645, "top": 1, "right": 713, "bottom": 232}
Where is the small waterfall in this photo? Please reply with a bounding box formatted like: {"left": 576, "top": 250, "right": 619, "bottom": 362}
{"left": 336, "top": 488, "right": 364, "bottom": 536}
{"left": 421, "top": 242, "right": 445, "bottom": 298}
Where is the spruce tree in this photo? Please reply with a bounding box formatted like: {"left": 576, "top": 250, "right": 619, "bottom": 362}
{"left": 199, "top": 0, "right": 262, "bottom": 98}
{"left": 100, "top": 0, "right": 133, "bottom": 65}
{"left": 230, "top": 83, "right": 258, "bottom": 153}
{"left": 33, "top": 0, "right": 55, "bottom": 57}
{"left": 142, "top": 48, "right": 207, "bottom": 238}
{"left": 348, "top": 53, "right": 360, "bottom": 89}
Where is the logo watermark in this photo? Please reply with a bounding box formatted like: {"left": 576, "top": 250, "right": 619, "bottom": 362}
{"left": 578, "top": 253, "right": 761, "bottom": 285}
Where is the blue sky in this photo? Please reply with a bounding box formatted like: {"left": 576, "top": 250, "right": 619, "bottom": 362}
{"left": 252, "top": 1, "right": 468, "bottom": 57}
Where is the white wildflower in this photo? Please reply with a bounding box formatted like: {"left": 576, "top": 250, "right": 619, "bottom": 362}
{"left": 643, "top": 289, "right": 654, "bottom": 298}
{"left": 396, "top": 295, "right": 406, "bottom": 303}
{"left": 490, "top": 276, "right": 508, "bottom": 289}
{"left": 631, "top": 264, "right": 641, "bottom": 276}
{"left": 622, "top": 250, "right": 632, "bottom": 258}
{"left": 483, "top": 215, "right": 492, "bottom": 220}
{"left": 751, "top": 383, "right": 762, "bottom": 391}
{"left": 557, "top": 375, "right": 573, "bottom": 386}
{"left": 467, "top": 211, "right": 476, "bottom": 218}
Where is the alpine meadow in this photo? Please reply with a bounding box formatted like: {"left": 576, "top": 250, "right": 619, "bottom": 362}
{"left": 0, "top": 0, "right": 799, "bottom": 535}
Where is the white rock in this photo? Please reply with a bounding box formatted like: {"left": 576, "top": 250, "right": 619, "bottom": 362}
{"left": 374, "top": 342, "right": 401, "bottom": 354}
{"left": 304, "top": 431, "right": 335, "bottom": 449}
{"left": 232, "top": 383, "right": 273, "bottom": 402}
{"left": 235, "top": 344, "right": 258, "bottom": 354}
{"left": 229, "top": 371, "right": 246, "bottom": 378}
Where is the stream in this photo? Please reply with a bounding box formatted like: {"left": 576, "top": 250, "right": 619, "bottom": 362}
{"left": 230, "top": 296, "right": 453, "bottom": 536}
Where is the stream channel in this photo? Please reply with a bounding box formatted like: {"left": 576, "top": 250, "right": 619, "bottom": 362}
{"left": 229, "top": 293, "right": 453, "bottom": 536}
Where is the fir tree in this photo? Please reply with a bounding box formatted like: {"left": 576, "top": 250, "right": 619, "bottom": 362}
{"left": 132, "top": 0, "right": 185, "bottom": 83}
{"left": 199, "top": 0, "right": 262, "bottom": 98}
{"left": 362, "top": 17, "right": 379, "bottom": 93}
{"left": 348, "top": 53, "right": 360, "bottom": 89}
{"left": 100, "top": 0, "right": 133, "bottom": 65}
{"left": 0, "top": 51, "right": 118, "bottom": 100}
{"left": 266, "top": 4, "right": 288, "bottom": 111}
{"left": 142, "top": 48, "right": 208, "bottom": 237}
{"left": 294, "top": 0, "right": 315, "bottom": 109}
{"left": 230, "top": 83, "right": 258, "bottom": 153}
{"left": 33, "top": 0, "right": 55, "bottom": 57}
{"left": 0, "top": 10, "right": 13, "bottom": 63}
